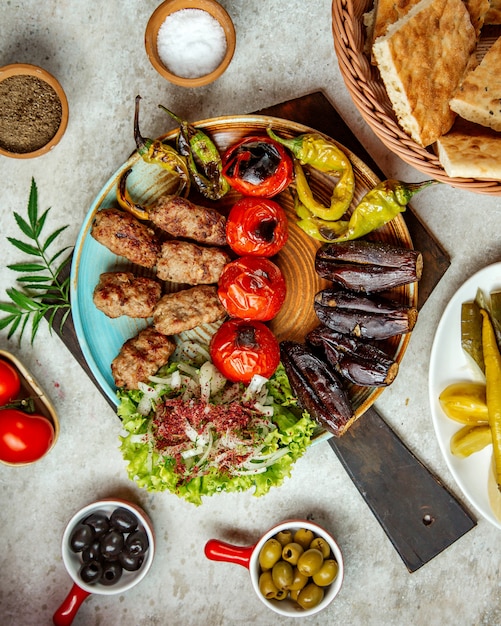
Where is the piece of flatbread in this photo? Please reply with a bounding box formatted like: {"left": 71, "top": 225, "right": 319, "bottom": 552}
{"left": 450, "top": 36, "right": 501, "bottom": 131}
{"left": 436, "top": 119, "right": 501, "bottom": 179}
{"left": 485, "top": 0, "right": 501, "bottom": 24}
{"left": 373, "top": 0, "right": 477, "bottom": 147}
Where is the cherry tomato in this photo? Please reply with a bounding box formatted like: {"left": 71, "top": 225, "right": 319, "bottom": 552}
{"left": 222, "top": 136, "right": 293, "bottom": 197}
{"left": 0, "top": 408, "right": 55, "bottom": 464}
{"left": 218, "top": 256, "right": 286, "bottom": 321}
{"left": 0, "top": 359, "right": 21, "bottom": 406}
{"left": 226, "top": 197, "right": 289, "bottom": 257}
{"left": 210, "top": 319, "right": 280, "bottom": 383}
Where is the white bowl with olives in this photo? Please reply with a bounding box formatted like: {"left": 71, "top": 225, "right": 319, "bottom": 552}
{"left": 54, "top": 499, "right": 155, "bottom": 625}
{"left": 205, "top": 519, "right": 344, "bottom": 617}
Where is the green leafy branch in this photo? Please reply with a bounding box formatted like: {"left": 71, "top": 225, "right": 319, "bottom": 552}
{"left": 0, "top": 178, "right": 72, "bottom": 344}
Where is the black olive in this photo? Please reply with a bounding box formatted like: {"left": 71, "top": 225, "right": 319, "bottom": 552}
{"left": 109, "top": 507, "right": 138, "bottom": 533}
{"left": 70, "top": 524, "right": 95, "bottom": 553}
{"left": 100, "top": 561, "right": 123, "bottom": 586}
{"left": 100, "top": 529, "right": 124, "bottom": 560}
{"left": 79, "top": 560, "right": 102, "bottom": 584}
{"left": 119, "top": 550, "right": 144, "bottom": 572}
{"left": 82, "top": 539, "right": 102, "bottom": 564}
{"left": 83, "top": 512, "right": 110, "bottom": 537}
{"left": 125, "top": 530, "right": 149, "bottom": 557}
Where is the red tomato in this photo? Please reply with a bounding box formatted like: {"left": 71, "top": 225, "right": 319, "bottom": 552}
{"left": 210, "top": 319, "right": 280, "bottom": 383}
{"left": 0, "top": 409, "right": 55, "bottom": 464}
{"left": 0, "top": 359, "right": 21, "bottom": 406}
{"left": 222, "top": 136, "right": 293, "bottom": 197}
{"left": 218, "top": 256, "right": 286, "bottom": 321}
{"left": 226, "top": 197, "right": 289, "bottom": 257}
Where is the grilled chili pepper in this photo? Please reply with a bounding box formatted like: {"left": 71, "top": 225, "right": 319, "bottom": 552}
{"left": 267, "top": 128, "right": 355, "bottom": 220}
{"left": 222, "top": 136, "right": 293, "bottom": 197}
{"left": 133, "top": 96, "right": 189, "bottom": 195}
{"left": 289, "top": 186, "right": 349, "bottom": 242}
{"left": 159, "top": 105, "right": 229, "bottom": 200}
{"left": 117, "top": 168, "right": 150, "bottom": 220}
{"left": 326, "top": 179, "right": 438, "bottom": 242}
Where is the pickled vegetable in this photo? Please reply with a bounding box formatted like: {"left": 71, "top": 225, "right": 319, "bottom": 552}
{"left": 272, "top": 560, "right": 294, "bottom": 590}
{"left": 297, "top": 582, "right": 324, "bottom": 609}
{"left": 259, "top": 570, "right": 278, "bottom": 599}
{"left": 439, "top": 382, "right": 488, "bottom": 424}
{"left": 450, "top": 424, "right": 492, "bottom": 458}
{"left": 313, "top": 559, "right": 339, "bottom": 587}
{"left": 461, "top": 301, "right": 484, "bottom": 373}
{"left": 259, "top": 538, "right": 282, "bottom": 571}
{"left": 297, "top": 548, "right": 324, "bottom": 577}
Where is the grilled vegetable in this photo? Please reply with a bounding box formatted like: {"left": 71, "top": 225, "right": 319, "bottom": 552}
{"left": 315, "top": 240, "right": 422, "bottom": 293}
{"left": 314, "top": 288, "right": 418, "bottom": 340}
{"left": 279, "top": 341, "right": 354, "bottom": 437}
{"left": 133, "top": 96, "right": 189, "bottom": 197}
{"left": 307, "top": 325, "right": 398, "bottom": 387}
{"left": 159, "top": 105, "right": 230, "bottom": 200}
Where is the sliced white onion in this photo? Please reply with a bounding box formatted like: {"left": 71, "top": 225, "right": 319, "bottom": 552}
{"left": 242, "top": 375, "right": 268, "bottom": 403}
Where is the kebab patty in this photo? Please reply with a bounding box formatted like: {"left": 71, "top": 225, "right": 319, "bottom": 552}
{"left": 111, "top": 326, "right": 176, "bottom": 390}
{"left": 149, "top": 195, "right": 227, "bottom": 246}
{"left": 91, "top": 208, "right": 160, "bottom": 268}
{"left": 153, "top": 285, "right": 227, "bottom": 336}
{"left": 93, "top": 271, "right": 161, "bottom": 318}
{"left": 156, "top": 240, "right": 230, "bottom": 285}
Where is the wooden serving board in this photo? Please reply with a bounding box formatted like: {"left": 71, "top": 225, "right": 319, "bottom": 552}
{"left": 57, "top": 91, "right": 475, "bottom": 572}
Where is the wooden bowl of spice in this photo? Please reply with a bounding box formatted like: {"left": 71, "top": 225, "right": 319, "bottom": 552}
{"left": 0, "top": 63, "right": 69, "bottom": 159}
{"left": 145, "top": 0, "right": 236, "bottom": 87}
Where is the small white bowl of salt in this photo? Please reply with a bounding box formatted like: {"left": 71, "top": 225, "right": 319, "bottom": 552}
{"left": 145, "top": 0, "right": 236, "bottom": 87}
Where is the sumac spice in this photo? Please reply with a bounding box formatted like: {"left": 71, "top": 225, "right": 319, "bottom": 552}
{"left": 0, "top": 74, "right": 62, "bottom": 154}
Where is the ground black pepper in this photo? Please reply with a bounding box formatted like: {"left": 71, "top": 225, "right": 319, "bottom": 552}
{"left": 0, "top": 74, "right": 62, "bottom": 154}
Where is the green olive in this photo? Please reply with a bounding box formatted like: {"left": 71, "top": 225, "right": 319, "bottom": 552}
{"left": 297, "top": 582, "right": 325, "bottom": 610}
{"left": 312, "top": 559, "right": 339, "bottom": 587}
{"left": 288, "top": 567, "right": 309, "bottom": 592}
{"left": 259, "top": 570, "right": 278, "bottom": 599}
{"left": 297, "top": 548, "right": 324, "bottom": 577}
{"left": 259, "top": 538, "right": 283, "bottom": 571}
{"left": 275, "top": 530, "right": 293, "bottom": 546}
{"left": 309, "top": 537, "right": 331, "bottom": 559}
{"left": 290, "top": 587, "right": 301, "bottom": 602}
{"left": 281, "top": 542, "right": 304, "bottom": 565}
{"left": 275, "top": 588, "right": 289, "bottom": 601}
{"left": 294, "top": 528, "right": 315, "bottom": 550}
{"left": 272, "top": 560, "right": 294, "bottom": 590}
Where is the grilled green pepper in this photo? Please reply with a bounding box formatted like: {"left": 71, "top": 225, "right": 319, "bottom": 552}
{"left": 134, "top": 96, "right": 189, "bottom": 195}
{"left": 326, "top": 179, "right": 438, "bottom": 242}
{"left": 267, "top": 128, "right": 355, "bottom": 221}
{"left": 159, "top": 105, "right": 229, "bottom": 200}
{"left": 289, "top": 187, "right": 348, "bottom": 241}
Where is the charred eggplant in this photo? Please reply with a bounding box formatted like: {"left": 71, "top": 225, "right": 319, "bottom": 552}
{"left": 315, "top": 240, "right": 422, "bottom": 293}
{"left": 307, "top": 325, "right": 398, "bottom": 387}
{"left": 280, "top": 341, "right": 355, "bottom": 437}
{"left": 314, "top": 288, "right": 418, "bottom": 340}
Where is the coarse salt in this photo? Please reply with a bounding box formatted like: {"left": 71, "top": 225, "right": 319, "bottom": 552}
{"left": 157, "top": 9, "right": 227, "bottom": 79}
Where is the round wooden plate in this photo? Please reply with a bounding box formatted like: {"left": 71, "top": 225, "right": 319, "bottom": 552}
{"left": 70, "top": 115, "right": 417, "bottom": 438}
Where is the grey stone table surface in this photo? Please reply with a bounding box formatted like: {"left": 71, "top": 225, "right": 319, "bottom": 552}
{"left": 1, "top": 2, "right": 501, "bottom": 625}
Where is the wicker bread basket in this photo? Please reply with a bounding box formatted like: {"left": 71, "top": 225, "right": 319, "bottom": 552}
{"left": 332, "top": 0, "right": 501, "bottom": 194}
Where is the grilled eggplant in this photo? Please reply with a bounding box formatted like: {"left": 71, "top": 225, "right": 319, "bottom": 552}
{"left": 280, "top": 341, "right": 354, "bottom": 437}
{"left": 315, "top": 240, "right": 422, "bottom": 292}
{"left": 307, "top": 325, "right": 398, "bottom": 387}
{"left": 314, "top": 287, "right": 418, "bottom": 340}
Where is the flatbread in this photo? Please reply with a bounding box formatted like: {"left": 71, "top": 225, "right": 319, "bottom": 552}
{"left": 450, "top": 36, "right": 501, "bottom": 131}
{"left": 436, "top": 118, "right": 501, "bottom": 179}
{"left": 372, "top": 0, "right": 477, "bottom": 147}
{"left": 485, "top": 0, "right": 501, "bottom": 24}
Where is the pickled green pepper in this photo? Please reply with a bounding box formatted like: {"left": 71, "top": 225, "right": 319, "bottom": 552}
{"left": 159, "top": 105, "right": 229, "bottom": 200}
{"left": 267, "top": 128, "right": 355, "bottom": 220}
{"left": 328, "top": 179, "right": 438, "bottom": 242}
{"left": 134, "top": 96, "right": 190, "bottom": 195}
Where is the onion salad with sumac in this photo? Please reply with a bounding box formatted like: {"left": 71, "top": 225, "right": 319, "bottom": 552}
{"left": 117, "top": 341, "right": 316, "bottom": 505}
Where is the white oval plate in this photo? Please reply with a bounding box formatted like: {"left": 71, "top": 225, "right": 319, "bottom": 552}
{"left": 429, "top": 262, "right": 501, "bottom": 529}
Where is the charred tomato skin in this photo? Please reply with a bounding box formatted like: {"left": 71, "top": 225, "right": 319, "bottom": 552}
{"left": 222, "top": 136, "right": 293, "bottom": 197}
{"left": 210, "top": 319, "right": 280, "bottom": 383}
{"left": 0, "top": 408, "right": 55, "bottom": 464}
{"left": 0, "top": 359, "right": 21, "bottom": 406}
{"left": 217, "top": 256, "right": 286, "bottom": 321}
{"left": 226, "top": 196, "right": 289, "bottom": 257}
